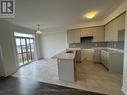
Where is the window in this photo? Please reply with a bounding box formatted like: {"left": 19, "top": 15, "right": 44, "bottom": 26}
{"left": 14, "top": 32, "right": 35, "bottom": 66}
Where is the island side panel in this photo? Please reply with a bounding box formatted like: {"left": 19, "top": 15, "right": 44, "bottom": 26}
{"left": 57, "top": 59, "right": 74, "bottom": 82}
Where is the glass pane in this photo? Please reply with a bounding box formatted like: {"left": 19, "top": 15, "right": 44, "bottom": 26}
{"left": 21, "top": 39, "right": 26, "bottom": 53}
{"left": 30, "top": 39, "right": 34, "bottom": 51}
{"left": 16, "top": 38, "right": 21, "bottom": 53}
{"left": 23, "top": 53, "right": 27, "bottom": 64}
{"left": 17, "top": 53, "right": 23, "bottom": 66}
{"left": 28, "top": 52, "right": 31, "bottom": 61}
{"left": 30, "top": 39, "right": 35, "bottom": 60}
{"left": 27, "top": 39, "right": 30, "bottom": 52}
{"left": 16, "top": 38, "right": 20, "bottom": 46}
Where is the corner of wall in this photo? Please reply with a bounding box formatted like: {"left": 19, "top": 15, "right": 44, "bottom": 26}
{"left": 122, "top": 87, "right": 127, "bottom": 95}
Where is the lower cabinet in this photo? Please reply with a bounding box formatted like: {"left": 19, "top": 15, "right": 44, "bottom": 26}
{"left": 93, "top": 49, "right": 101, "bottom": 63}
{"left": 76, "top": 50, "right": 81, "bottom": 63}
{"left": 101, "top": 50, "right": 109, "bottom": 69}
{"left": 101, "top": 50, "right": 123, "bottom": 74}
{"left": 81, "top": 49, "right": 94, "bottom": 61}
{"left": 57, "top": 59, "right": 75, "bottom": 82}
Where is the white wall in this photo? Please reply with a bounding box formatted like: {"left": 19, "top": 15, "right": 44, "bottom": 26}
{"left": 41, "top": 31, "right": 68, "bottom": 59}
{"left": 0, "top": 20, "right": 36, "bottom": 77}
{"left": 122, "top": 3, "right": 127, "bottom": 95}
{"left": 0, "top": 44, "right": 4, "bottom": 76}
{"left": 123, "top": 13, "right": 127, "bottom": 94}
{"left": 0, "top": 20, "right": 17, "bottom": 76}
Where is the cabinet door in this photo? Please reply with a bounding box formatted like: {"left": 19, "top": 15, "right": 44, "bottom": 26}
{"left": 101, "top": 50, "right": 109, "bottom": 69}
{"left": 92, "top": 26, "right": 105, "bottom": 42}
{"left": 105, "top": 13, "right": 125, "bottom": 41}
{"left": 67, "top": 31, "right": 75, "bottom": 43}
{"left": 80, "top": 28, "right": 93, "bottom": 37}
{"left": 67, "top": 30, "right": 81, "bottom": 44}
{"left": 81, "top": 49, "right": 94, "bottom": 61}
{"left": 94, "top": 49, "right": 101, "bottom": 63}
{"left": 111, "top": 18, "right": 118, "bottom": 41}
{"left": 105, "top": 22, "right": 114, "bottom": 41}
{"left": 117, "top": 14, "right": 125, "bottom": 31}
{"left": 74, "top": 30, "right": 81, "bottom": 43}
{"left": 76, "top": 50, "right": 81, "bottom": 63}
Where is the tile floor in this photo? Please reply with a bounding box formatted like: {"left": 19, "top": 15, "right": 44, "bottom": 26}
{"left": 14, "top": 59, "right": 124, "bottom": 95}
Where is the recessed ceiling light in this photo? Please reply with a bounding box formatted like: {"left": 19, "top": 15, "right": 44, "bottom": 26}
{"left": 83, "top": 11, "right": 98, "bottom": 19}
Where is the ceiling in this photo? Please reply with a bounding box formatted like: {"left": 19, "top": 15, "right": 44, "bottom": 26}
{"left": 6, "top": 0, "right": 125, "bottom": 30}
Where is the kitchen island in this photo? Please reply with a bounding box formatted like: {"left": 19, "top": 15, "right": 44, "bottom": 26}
{"left": 53, "top": 50, "right": 77, "bottom": 82}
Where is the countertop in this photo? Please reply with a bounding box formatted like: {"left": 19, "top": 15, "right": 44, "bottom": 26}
{"left": 69, "top": 47, "right": 124, "bottom": 53}
{"left": 52, "top": 50, "right": 76, "bottom": 60}
{"left": 52, "top": 47, "right": 124, "bottom": 59}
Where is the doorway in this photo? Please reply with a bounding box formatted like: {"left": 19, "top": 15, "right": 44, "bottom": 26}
{"left": 15, "top": 32, "right": 35, "bottom": 66}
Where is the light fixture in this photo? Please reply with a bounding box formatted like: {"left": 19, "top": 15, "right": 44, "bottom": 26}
{"left": 36, "top": 24, "right": 42, "bottom": 34}
{"left": 83, "top": 11, "right": 98, "bottom": 19}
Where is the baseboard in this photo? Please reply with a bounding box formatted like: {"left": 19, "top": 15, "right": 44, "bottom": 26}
{"left": 122, "top": 87, "right": 127, "bottom": 95}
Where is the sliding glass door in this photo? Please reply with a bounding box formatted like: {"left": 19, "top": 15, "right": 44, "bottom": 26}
{"left": 15, "top": 33, "right": 35, "bottom": 66}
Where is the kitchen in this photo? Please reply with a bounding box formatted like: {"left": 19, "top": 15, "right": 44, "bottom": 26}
{"left": 53, "top": 13, "right": 125, "bottom": 83}
{"left": 0, "top": 0, "right": 127, "bottom": 95}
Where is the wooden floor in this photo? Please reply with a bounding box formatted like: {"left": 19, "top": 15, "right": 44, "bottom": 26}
{"left": 0, "top": 76, "right": 105, "bottom": 95}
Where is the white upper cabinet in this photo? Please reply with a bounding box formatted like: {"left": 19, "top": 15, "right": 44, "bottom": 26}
{"left": 92, "top": 26, "right": 105, "bottom": 42}
{"left": 67, "top": 29, "right": 80, "bottom": 43}
{"left": 105, "top": 13, "right": 125, "bottom": 41}
{"left": 117, "top": 13, "right": 125, "bottom": 31}
{"left": 67, "top": 30, "right": 74, "bottom": 43}
{"left": 105, "top": 22, "right": 113, "bottom": 41}
{"left": 80, "top": 26, "right": 104, "bottom": 42}
{"left": 80, "top": 28, "right": 93, "bottom": 37}
{"left": 67, "top": 26, "right": 105, "bottom": 44}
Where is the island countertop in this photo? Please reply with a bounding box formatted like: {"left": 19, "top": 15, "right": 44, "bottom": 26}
{"left": 52, "top": 50, "right": 76, "bottom": 60}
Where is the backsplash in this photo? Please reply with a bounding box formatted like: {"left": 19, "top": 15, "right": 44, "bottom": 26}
{"left": 107, "top": 41, "right": 124, "bottom": 50}
{"left": 69, "top": 41, "right": 124, "bottom": 50}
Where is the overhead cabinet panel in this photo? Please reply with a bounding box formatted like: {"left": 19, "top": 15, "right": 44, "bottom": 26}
{"left": 67, "top": 26, "right": 105, "bottom": 44}
{"left": 80, "top": 28, "right": 93, "bottom": 37}
{"left": 67, "top": 30, "right": 80, "bottom": 44}
{"left": 105, "top": 13, "right": 125, "bottom": 41}
{"left": 117, "top": 13, "right": 125, "bottom": 31}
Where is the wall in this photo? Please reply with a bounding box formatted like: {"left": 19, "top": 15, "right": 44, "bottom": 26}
{"left": 122, "top": 3, "right": 127, "bottom": 95}
{"left": 41, "top": 31, "right": 68, "bottom": 58}
{"left": 0, "top": 44, "right": 4, "bottom": 76}
{"left": 0, "top": 20, "right": 17, "bottom": 76}
{"left": 0, "top": 20, "right": 37, "bottom": 77}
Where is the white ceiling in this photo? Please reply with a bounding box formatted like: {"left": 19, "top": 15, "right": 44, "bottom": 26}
{"left": 6, "top": 0, "right": 125, "bottom": 30}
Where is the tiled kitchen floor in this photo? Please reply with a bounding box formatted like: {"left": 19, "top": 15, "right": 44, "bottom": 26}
{"left": 14, "top": 59, "right": 124, "bottom": 95}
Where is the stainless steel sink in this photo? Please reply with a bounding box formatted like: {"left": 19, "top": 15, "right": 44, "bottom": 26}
{"left": 66, "top": 50, "right": 73, "bottom": 53}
